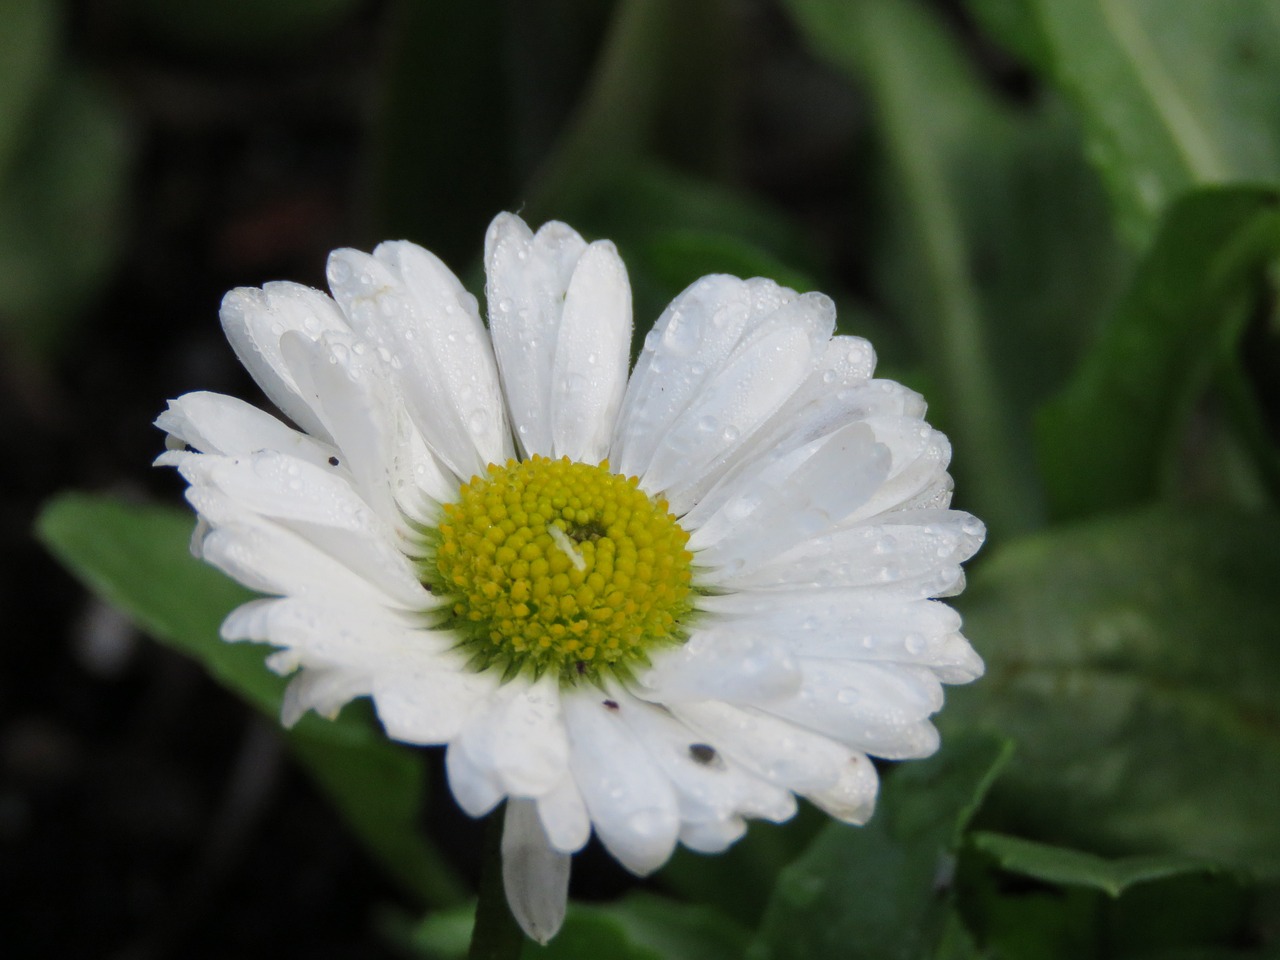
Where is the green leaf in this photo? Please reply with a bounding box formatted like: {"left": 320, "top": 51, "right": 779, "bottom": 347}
{"left": 0, "top": 0, "right": 58, "bottom": 181}
{"left": 750, "top": 733, "right": 1012, "bottom": 960}
{"left": 0, "top": 72, "right": 133, "bottom": 358}
{"left": 783, "top": 0, "right": 1130, "bottom": 537}
{"left": 659, "top": 805, "right": 827, "bottom": 928}
{"left": 1037, "top": 187, "right": 1280, "bottom": 520}
{"left": 976, "top": 0, "right": 1280, "bottom": 245}
{"left": 35, "top": 493, "right": 467, "bottom": 906}
{"left": 945, "top": 507, "right": 1280, "bottom": 874}
{"left": 960, "top": 834, "right": 1254, "bottom": 958}
{"left": 970, "top": 832, "right": 1229, "bottom": 897}
{"left": 405, "top": 895, "right": 751, "bottom": 960}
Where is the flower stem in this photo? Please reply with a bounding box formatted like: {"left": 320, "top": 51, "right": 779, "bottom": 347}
{"left": 468, "top": 807, "right": 525, "bottom": 960}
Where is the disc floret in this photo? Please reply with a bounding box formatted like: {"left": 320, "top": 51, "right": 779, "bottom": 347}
{"left": 430, "top": 456, "right": 694, "bottom": 683}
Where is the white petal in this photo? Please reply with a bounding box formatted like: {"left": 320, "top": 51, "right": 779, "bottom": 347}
{"left": 550, "top": 240, "right": 631, "bottom": 463}
{"left": 374, "top": 668, "right": 500, "bottom": 747}
{"left": 699, "top": 590, "right": 984, "bottom": 684}
{"left": 805, "top": 753, "right": 879, "bottom": 825}
{"left": 195, "top": 509, "right": 410, "bottom": 611}
{"left": 638, "top": 295, "right": 834, "bottom": 508}
{"left": 281, "top": 666, "right": 371, "bottom": 726}
{"left": 679, "top": 817, "right": 748, "bottom": 854}
{"left": 689, "top": 422, "right": 891, "bottom": 566}
{"left": 326, "top": 244, "right": 510, "bottom": 478}
{"left": 613, "top": 276, "right": 789, "bottom": 477}
{"left": 678, "top": 376, "right": 919, "bottom": 536}
{"left": 614, "top": 692, "right": 795, "bottom": 827}
{"left": 219, "top": 282, "right": 351, "bottom": 440}
{"left": 485, "top": 213, "right": 588, "bottom": 458}
{"left": 845, "top": 418, "right": 955, "bottom": 523}
{"left": 636, "top": 626, "right": 801, "bottom": 704}
{"left": 220, "top": 596, "right": 453, "bottom": 670}
{"left": 279, "top": 329, "right": 454, "bottom": 525}
{"left": 502, "top": 798, "right": 570, "bottom": 945}
{"left": 668, "top": 700, "right": 855, "bottom": 794}
{"left": 536, "top": 773, "right": 592, "bottom": 854}
{"left": 562, "top": 690, "right": 680, "bottom": 875}
{"left": 452, "top": 677, "right": 569, "bottom": 797}
{"left": 156, "top": 392, "right": 337, "bottom": 469}
{"left": 714, "top": 509, "right": 984, "bottom": 593}
{"left": 445, "top": 737, "right": 506, "bottom": 817}
{"left": 761, "top": 659, "right": 943, "bottom": 759}
{"left": 179, "top": 452, "right": 431, "bottom": 610}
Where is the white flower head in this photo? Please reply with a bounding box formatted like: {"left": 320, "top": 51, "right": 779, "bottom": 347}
{"left": 156, "top": 212, "right": 984, "bottom": 943}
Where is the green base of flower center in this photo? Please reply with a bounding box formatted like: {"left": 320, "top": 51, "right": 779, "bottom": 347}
{"left": 429, "top": 455, "right": 694, "bottom": 683}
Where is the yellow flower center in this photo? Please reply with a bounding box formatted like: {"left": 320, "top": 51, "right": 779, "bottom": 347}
{"left": 431, "top": 456, "right": 694, "bottom": 683}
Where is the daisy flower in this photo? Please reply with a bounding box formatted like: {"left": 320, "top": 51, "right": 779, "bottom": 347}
{"left": 156, "top": 212, "right": 984, "bottom": 942}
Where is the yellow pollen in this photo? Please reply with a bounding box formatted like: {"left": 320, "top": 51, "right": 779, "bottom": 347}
{"left": 431, "top": 456, "right": 695, "bottom": 683}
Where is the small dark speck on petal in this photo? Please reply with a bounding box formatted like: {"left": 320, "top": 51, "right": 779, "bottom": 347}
{"left": 328, "top": 456, "right": 340, "bottom": 466}
{"left": 689, "top": 743, "right": 718, "bottom": 765}
{"left": 603, "top": 699, "right": 619, "bottom": 711}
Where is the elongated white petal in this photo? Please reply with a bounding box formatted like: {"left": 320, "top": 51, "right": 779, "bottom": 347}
{"left": 156, "top": 391, "right": 338, "bottom": 469}
{"left": 281, "top": 666, "right": 372, "bottom": 726}
{"left": 485, "top": 214, "right": 588, "bottom": 458}
{"left": 550, "top": 240, "right": 631, "bottom": 463}
{"left": 669, "top": 700, "right": 858, "bottom": 794}
{"left": 637, "top": 626, "right": 801, "bottom": 703}
{"left": 689, "top": 422, "right": 891, "bottom": 565}
{"left": 220, "top": 596, "right": 453, "bottom": 670}
{"left": 452, "top": 677, "right": 569, "bottom": 797}
{"left": 374, "top": 668, "right": 500, "bottom": 746}
{"left": 502, "top": 798, "right": 570, "bottom": 945}
{"left": 219, "top": 282, "right": 351, "bottom": 440}
{"left": 699, "top": 590, "right": 984, "bottom": 684}
{"left": 179, "top": 452, "right": 431, "bottom": 610}
{"left": 714, "top": 509, "right": 985, "bottom": 593}
{"left": 615, "top": 692, "right": 795, "bottom": 828}
{"left": 639, "top": 295, "right": 834, "bottom": 509}
{"left": 806, "top": 752, "right": 879, "bottom": 825}
{"left": 536, "top": 772, "right": 592, "bottom": 854}
{"left": 562, "top": 691, "right": 679, "bottom": 875}
{"left": 279, "top": 329, "right": 453, "bottom": 525}
{"left": 613, "top": 276, "right": 790, "bottom": 477}
{"left": 760, "top": 659, "right": 943, "bottom": 759}
{"left": 326, "top": 243, "right": 510, "bottom": 478}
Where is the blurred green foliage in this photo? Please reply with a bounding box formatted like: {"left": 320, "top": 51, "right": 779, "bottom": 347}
{"left": 0, "top": 0, "right": 132, "bottom": 359}
{"left": 34, "top": 0, "right": 1280, "bottom": 956}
